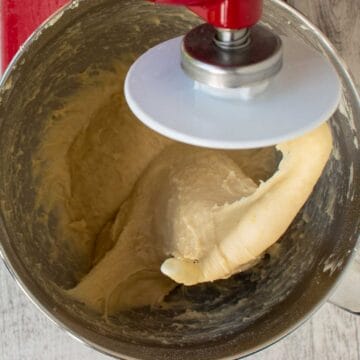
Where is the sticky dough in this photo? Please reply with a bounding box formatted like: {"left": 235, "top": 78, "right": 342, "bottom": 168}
{"left": 161, "top": 123, "right": 333, "bottom": 285}
{"left": 34, "top": 68, "right": 332, "bottom": 315}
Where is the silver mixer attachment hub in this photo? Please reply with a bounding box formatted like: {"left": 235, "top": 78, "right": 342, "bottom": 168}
{"left": 125, "top": 17, "right": 341, "bottom": 149}
{"left": 181, "top": 24, "right": 283, "bottom": 89}
{"left": 214, "top": 28, "right": 251, "bottom": 50}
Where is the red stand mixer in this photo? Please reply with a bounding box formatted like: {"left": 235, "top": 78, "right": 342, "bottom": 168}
{"left": 0, "top": 1, "right": 359, "bottom": 360}
{"left": 2, "top": 0, "right": 261, "bottom": 69}
{"left": 2, "top": 0, "right": 341, "bottom": 149}
{"left": 1, "top": 0, "right": 68, "bottom": 70}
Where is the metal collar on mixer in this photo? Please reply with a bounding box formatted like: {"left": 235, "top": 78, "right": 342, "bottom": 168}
{"left": 181, "top": 24, "right": 283, "bottom": 89}
{"left": 214, "top": 27, "right": 251, "bottom": 49}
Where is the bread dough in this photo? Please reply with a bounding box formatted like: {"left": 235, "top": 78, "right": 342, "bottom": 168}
{"left": 161, "top": 123, "right": 333, "bottom": 285}
{"left": 67, "top": 145, "right": 259, "bottom": 312}
{"left": 34, "top": 67, "right": 332, "bottom": 315}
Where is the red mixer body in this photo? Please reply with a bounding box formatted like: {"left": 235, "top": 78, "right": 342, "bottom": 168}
{"left": 151, "top": 0, "right": 262, "bottom": 29}
{"left": 1, "top": 0, "right": 262, "bottom": 71}
{"left": 1, "top": 0, "right": 68, "bottom": 71}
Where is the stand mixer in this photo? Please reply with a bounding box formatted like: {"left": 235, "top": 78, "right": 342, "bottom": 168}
{"left": 0, "top": 1, "right": 359, "bottom": 360}
{"left": 125, "top": 0, "right": 341, "bottom": 148}
{"left": 2, "top": 0, "right": 341, "bottom": 149}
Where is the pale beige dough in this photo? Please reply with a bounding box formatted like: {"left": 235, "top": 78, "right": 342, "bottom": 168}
{"left": 161, "top": 123, "right": 332, "bottom": 285}
{"left": 34, "top": 66, "right": 332, "bottom": 315}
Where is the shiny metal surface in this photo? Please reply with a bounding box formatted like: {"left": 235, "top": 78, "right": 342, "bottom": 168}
{"left": 182, "top": 24, "right": 283, "bottom": 88}
{"left": 0, "top": 0, "right": 359, "bottom": 359}
{"left": 214, "top": 27, "right": 251, "bottom": 49}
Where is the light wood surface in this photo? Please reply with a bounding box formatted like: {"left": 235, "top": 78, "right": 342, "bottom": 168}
{"left": 285, "top": 0, "right": 360, "bottom": 87}
{"left": 0, "top": 1, "right": 359, "bottom": 359}
{"left": 1, "top": 259, "right": 359, "bottom": 360}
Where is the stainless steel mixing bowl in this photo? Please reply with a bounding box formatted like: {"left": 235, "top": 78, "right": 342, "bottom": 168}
{"left": 0, "top": 0, "right": 359, "bottom": 359}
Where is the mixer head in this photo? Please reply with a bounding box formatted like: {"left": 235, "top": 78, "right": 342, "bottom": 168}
{"left": 125, "top": 0, "right": 341, "bottom": 149}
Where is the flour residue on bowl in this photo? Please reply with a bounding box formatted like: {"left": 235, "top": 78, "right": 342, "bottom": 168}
{"left": 32, "top": 63, "right": 332, "bottom": 323}
{"left": 32, "top": 64, "right": 275, "bottom": 315}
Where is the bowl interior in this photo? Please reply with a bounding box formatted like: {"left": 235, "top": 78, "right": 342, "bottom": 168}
{"left": 0, "top": 1, "right": 359, "bottom": 359}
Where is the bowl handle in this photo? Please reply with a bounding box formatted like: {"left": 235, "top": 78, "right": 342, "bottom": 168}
{"left": 329, "top": 249, "right": 360, "bottom": 315}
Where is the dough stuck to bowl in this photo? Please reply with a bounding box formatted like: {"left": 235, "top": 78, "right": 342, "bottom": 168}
{"left": 160, "top": 123, "right": 333, "bottom": 285}
{"left": 33, "top": 66, "right": 332, "bottom": 315}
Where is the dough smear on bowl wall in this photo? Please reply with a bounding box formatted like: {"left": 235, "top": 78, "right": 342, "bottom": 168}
{"left": 0, "top": 0, "right": 358, "bottom": 358}
{"left": 33, "top": 65, "right": 332, "bottom": 316}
